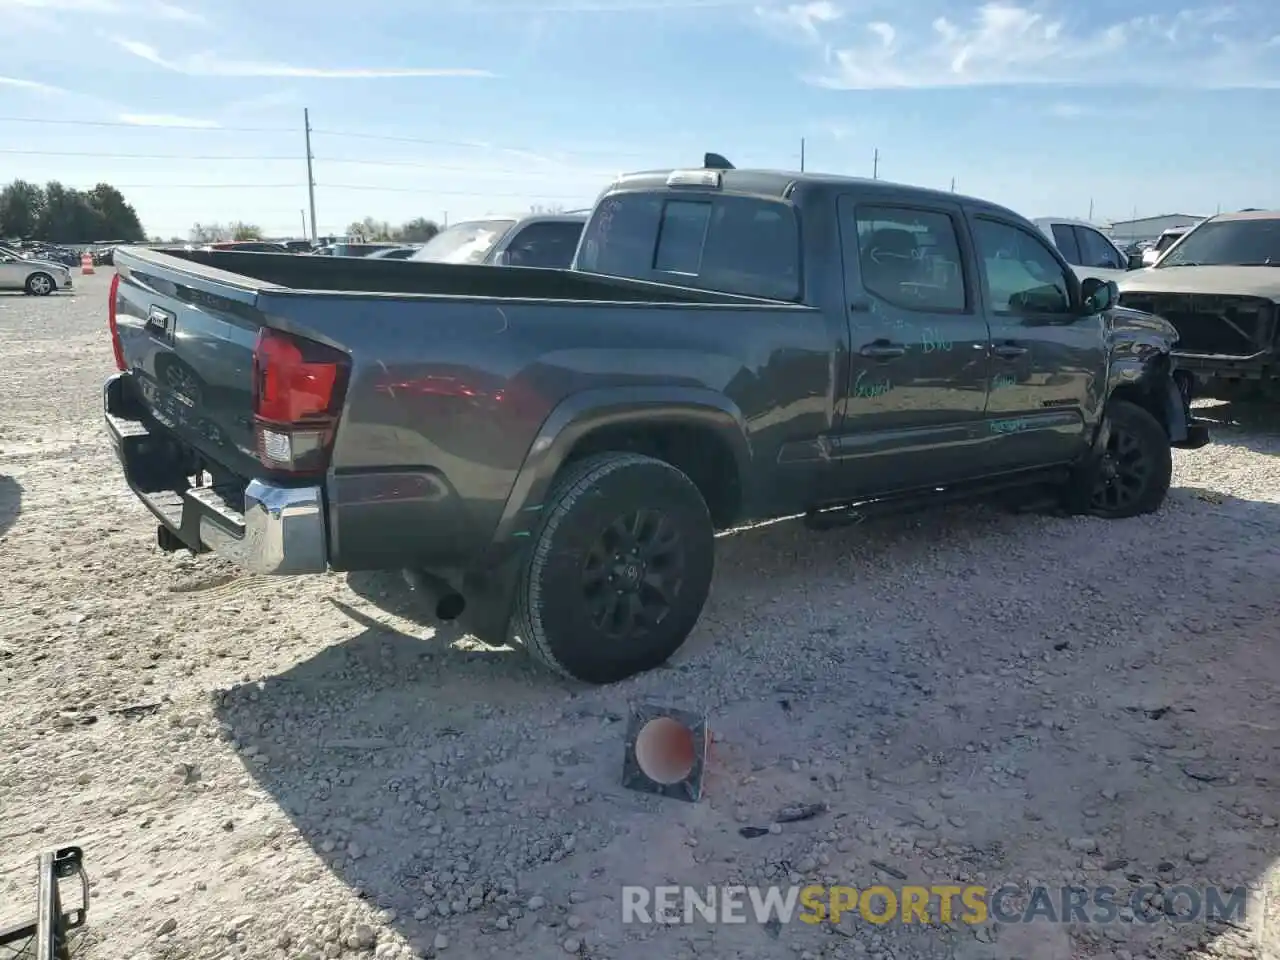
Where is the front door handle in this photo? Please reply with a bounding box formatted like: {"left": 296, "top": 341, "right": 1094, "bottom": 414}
{"left": 992, "top": 342, "right": 1027, "bottom": 360}
{"left": 859, "top": 340, "right": 906, "bottom": 360}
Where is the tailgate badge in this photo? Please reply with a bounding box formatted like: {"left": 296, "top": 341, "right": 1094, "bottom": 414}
{"left": 146, "top": 305, "right": 176, "bottom": 342}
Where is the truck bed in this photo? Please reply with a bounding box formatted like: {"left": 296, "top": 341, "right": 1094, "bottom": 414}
{"left": 133, "top": 246, "right": 779, "bottom": 304}
{"left": 107, "top": 245, "right": 825, "bottom": 573}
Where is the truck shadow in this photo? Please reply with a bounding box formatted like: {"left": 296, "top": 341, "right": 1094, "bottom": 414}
{"left": 213, "top": 488, "right": 1280, "bottom": 959}
{"left": 0, "top": 475, "right": 22, "bottom": 539}
{"left": 1193, "top": 399, "right": 1280, "bottom": 455}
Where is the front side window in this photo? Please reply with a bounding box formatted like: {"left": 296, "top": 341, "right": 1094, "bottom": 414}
{"left": 973, "top": 219, "right": 1072, "bottom": 315}
{"left": 1076, "top": 227, "right": 1124, "bottom": 270}
{"left": 853, "top": 205, "right": 967, "bottom": 312}
{"left": 1158, "top": 218, "right": 1280, "bottom": 267}
{"left": 577, "top": 192, "right": 801, "bottom": 300}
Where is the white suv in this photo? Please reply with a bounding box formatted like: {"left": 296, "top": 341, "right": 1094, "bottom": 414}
{"left": 1032, "top": 218, "right": 1134, "bottom": 282}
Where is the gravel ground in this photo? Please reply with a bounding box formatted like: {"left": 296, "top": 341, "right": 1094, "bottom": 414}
{"left": 1, "top": 270, "right": 1278, "bottom": 960}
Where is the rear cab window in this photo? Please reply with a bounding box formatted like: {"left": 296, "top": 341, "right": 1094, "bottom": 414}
{"left": 576, "top": 191, "right": 801, "bottom": 301}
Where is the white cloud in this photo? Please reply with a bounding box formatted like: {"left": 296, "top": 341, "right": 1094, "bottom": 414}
{"left": 118, "top": 112, "right": 220, "bottom": 127}
{"left": 755, "top": 0, "right": 842, "bottom": 41}
{"left": 150, "top": 0, "right": 205, "bottom": 23}
{"left": 0, "top": 0, "right": 119, "bottom": 9}
{"left": 0, "top": 75, "right": 66, "bottom": 93}
{"left": 112, "top": 38, "right": 496, "bottom": 78}
{"left": 760, "top": 1, "right": 1280, "bottom": 89}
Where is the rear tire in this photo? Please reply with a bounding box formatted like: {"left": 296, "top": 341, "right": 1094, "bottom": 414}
{"left": 1082, "top": 400, "right": 1172, "bottom": 519}
{"left": 510, "top": 452, "right": 715, "bottom": 684}
{"left": 25, "top": 273, "right": 55, "bottom": 296}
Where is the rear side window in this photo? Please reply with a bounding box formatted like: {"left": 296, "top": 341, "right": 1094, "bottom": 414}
{"left": 503, "top": 220, "right": 585, "bottom": 268}
{"left": 854, "top": 205, "right": 967, "bottom": 312}
{"left": 577, "top": 192, "right": 801, "bottom": 300}
{"left": 1051, "top": 223, "right": 1082, "bottom": 265}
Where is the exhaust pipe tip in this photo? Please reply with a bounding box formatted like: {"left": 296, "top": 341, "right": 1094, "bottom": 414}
{"left": 402, "top": 568, "right": 466, "bottom": 622}
{"left": 435, "top": 592, "right": 466, "bottom": 622}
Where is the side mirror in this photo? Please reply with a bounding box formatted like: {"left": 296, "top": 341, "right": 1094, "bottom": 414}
{"left": 1081, "top": 277, "right": 1118, "bottom": 313}
{"left": 1127, "top": 252, "right": 1145, "bottom": 270}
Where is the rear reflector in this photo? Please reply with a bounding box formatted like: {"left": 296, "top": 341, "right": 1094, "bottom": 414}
{"left": 251, "top": 327, "right": 350, "bottom": 475}
{"left": 107, "top": 272, "right": 126, "bottom": 371}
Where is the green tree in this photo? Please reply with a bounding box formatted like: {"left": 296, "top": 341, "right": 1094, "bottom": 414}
{"left": 39, "top": 182, "right": 100, "bottom": 243}
{"left": 230, "top": 221, "right": 263, "bottom": 241}
{"left": 190, "top": 222, "right": 227, "bottom": 243}
{"left": 347, "top": 216, "right": 394, "bottom": 241}
{"left": 396, "top": 217, "right": 441, "bottom": 243}
{"left": 0, "top": 180, "right": 45, "bottom": 239}
{"left": 85, "top": 183, "right": 144, "bottom": 241}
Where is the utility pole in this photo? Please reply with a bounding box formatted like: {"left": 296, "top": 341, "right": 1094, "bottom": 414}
{"left": 300, "top": 209, "right": 307, "bottom": 239}
{"left": 1088, "top": 198, "right": 1094, "bottom": 221}
{"left": 950, "top": 177, "right": 955, "bottom": 193}
{"left": 872, "top": 148, "right": 879, "bottom": 180}
{"left": 304, "top": 108, "right": 318, "bottom": 244}
{"left": 800, "top": 138, "right": 806, "bottom": 172}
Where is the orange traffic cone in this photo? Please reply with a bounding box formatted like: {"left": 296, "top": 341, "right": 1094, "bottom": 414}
{"left": 80, "top": 252, "right": 95, "bottom": 275}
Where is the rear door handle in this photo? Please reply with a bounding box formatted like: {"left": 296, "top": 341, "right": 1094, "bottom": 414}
{"left": 992, "top": 342, "right": 1027, "bottom": 360}
{"left": 859, "top": 341, "right": 906, "bottom": 360}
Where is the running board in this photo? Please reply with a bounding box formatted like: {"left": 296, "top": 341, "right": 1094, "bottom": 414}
{"left": 804, "top": 468, "right": 1070, "bottom": 531}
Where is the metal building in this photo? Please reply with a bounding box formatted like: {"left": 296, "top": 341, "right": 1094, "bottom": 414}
{"left": 1106, "top": 214, "right": 1206, "bottom": 246}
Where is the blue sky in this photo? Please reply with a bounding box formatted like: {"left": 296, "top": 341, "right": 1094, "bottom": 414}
{"left": 1, "top": 0, "right": 1277, "bottom": 239}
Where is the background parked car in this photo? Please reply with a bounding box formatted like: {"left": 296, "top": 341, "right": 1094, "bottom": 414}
{"left": 408, "top": 211, "right": 588, "bottom": 267}
{"left": 0, "top": 244, "right": 74, "bottom": 295}
{"left": 1033, "top": 217, "right": 1141, "bottom": 280}
{"left": 203, "top": 241, "right": 290, "bottom": 253}
{"left": 1142, "top": 225, "right": 1198, "bottom": 266}
{"left": 363, "top": 246, "right": 421, "bottom": 260}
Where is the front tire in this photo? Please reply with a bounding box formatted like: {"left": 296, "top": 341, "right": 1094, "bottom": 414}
{"left": 26, "top": 273, "right": 55, "bottom": 296}
{"left": 511, "top": 452, "right": 715, "bottom": 684}
{"left": 1085, "top": 400, "right": 1172, "bottom": 519}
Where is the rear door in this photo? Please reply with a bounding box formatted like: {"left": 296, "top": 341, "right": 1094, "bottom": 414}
{"left": 0, "top": 250, "right": 24, "bottom": 289}
{"left": 969, "top": 214, "right": 1105, "bottom": 470}
{"left": 829, "top": 196, "right": 992, "bottom": 497}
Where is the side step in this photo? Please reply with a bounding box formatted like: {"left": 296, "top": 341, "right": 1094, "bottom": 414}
{"left": 804, "top": 468, "right": 1069, "bottom": 531}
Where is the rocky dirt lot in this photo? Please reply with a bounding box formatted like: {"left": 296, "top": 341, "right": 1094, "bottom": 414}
{"left": 0, "top": 271, "right": 1277, "bottom": 960}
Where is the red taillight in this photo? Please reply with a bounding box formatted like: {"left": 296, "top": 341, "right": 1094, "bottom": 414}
{"left": 251, "top": 328, "right": 350, "bottom": 475}
{"left": 107, "top": 272, "right": 126, "bottom": 371}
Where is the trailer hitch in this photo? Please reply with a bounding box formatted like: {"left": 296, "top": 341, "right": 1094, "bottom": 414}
{"left": 0, "top": 847, "right": 88, "bottom": 960}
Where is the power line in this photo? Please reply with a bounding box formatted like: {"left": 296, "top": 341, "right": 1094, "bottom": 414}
{"left": 0, "top": 147, "right": 614, "bottom": 177}
{"left": 0, "top": 115, "right": 729, "bottom": 163}
{"left": 0, "top": 116, "right": 292, "bottom": 134}
{"left": 319, "top": 183, "right": 589, "bottom": 201}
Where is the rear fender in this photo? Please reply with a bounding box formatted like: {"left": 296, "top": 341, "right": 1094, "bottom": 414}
{"left": 490, "top": 385, "right": 753, "bottom": 549}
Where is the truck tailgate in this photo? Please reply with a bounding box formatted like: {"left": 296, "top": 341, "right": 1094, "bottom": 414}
{"left": 112, "top": 249, "right": 270, "bottom": 481}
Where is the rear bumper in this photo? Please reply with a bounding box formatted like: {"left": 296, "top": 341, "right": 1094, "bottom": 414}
{"left": 103, "top": 373, "right": 328, "bottom": 575}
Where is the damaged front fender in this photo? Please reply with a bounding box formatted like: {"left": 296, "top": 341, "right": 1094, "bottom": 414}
{"left": 1104, "top": 306, "right": 1211, "bottom": 450}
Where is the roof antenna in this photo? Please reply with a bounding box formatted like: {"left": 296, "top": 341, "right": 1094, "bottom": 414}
{"left": 704, "top": 152, "right": 734, "bottom": 170}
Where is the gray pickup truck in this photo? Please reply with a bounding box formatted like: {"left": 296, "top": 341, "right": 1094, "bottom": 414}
{"left": 104, "top": 158, "right": 1210, "bottom": 684}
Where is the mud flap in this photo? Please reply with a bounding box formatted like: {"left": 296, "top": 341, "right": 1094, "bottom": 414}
{"left": 1163, "top": 373, "right": 1212, "bottom": 450}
